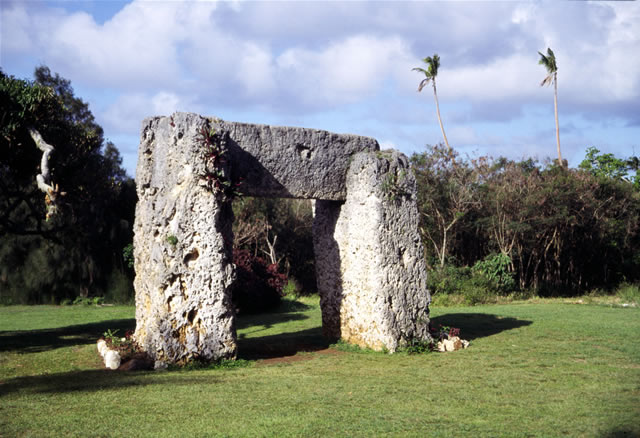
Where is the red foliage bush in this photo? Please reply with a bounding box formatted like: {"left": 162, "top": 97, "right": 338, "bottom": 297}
{"left": 232, "top": 249, "right": 287, "bottom": 314}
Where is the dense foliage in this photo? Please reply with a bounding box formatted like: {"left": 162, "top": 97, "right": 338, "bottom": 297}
{"left": 233, "top": 197, "right": 316, "bottom": 295}
{"left": 232, "top": 249, "right": 287, "bottom": 314}
{"left": 2, "top": 66, "right": 637, "bottom": 307}
{"left": 0, "top": 67, "right": 136, "bottom": 304}
{"left": 412, "top": 144, "right": 640, "bottom": 299}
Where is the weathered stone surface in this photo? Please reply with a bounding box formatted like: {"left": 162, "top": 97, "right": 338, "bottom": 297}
{"left": 134, "top": 112, "right": 431, "bottom": 363}
{"left": 134, "top": 113, "right": 237, "bottom": 365}
{"left": 313, "top": 151, "right": 431, "bottom": 352}
{"left": 312, "top": 200, "right": 344, "bottom": 339}
{"left": 217, "top": 120, "right": 380, "bottom": 200}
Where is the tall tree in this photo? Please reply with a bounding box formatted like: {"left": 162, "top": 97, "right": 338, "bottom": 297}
{"left": 0, "top": 67, "right": 135, "bottom": 304}
{"left": 579, "top": 146, "right": 640, "bottom": 190}
{"left": 413, "top": 54, "right": 451, "bottom": 152}
{"left": 538, "top": 48, "right": 563, "bottom": 166}
{"left": 411, "top": 144, "right": 480, "bottom": 269}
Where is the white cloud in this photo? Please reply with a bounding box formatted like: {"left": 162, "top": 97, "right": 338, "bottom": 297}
{"left": 275, "top": 35, "right": 413, "bottom": 108}
{"left": 102, "top": 91, "right": 202, "bottom": 135}
{"left": 441, "top": 54, "right": 541, "bottom": 102}
{"left": 0, "top": 2, "right": 35, "bottom": 52}
{"left": 449, "top": 126, "right": 479, "bottom": 146}
{"left": 378, "top": 140, "right": 397, "bottom": 151}
{"left": 235, "top": 43, "right": 277, "bottom": 98}
{"left": 2, "top": 0, "right": 638, "bottom": 174}
{"left": 2, "top": 0, "right": 221, "bottom": 89}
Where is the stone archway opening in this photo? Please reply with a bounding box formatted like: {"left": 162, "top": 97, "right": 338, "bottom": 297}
{"left": 230, "top": 196, "right": 316, "bottom": 313}
{"left": 133, "top": 112, "right": 431, "bottom": 366}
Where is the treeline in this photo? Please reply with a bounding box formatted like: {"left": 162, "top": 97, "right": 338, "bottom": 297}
{"left": 413, "top": 144, "right": 640, "bottom": 299}
{"left": 2, "top": 66, "right": 638, "bottom": 305}
{"left": 0, "top": 68, "right": 136, "bottom": 304}
{"left": 231, "top": 142, "right": 640, "bottom": 302}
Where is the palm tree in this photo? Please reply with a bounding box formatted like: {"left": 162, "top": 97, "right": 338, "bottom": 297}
{"left": 538, "top": 47, "right": 563, "bottom": 166}
{"left": 413, "top": 54, "right": 451, "bottom": 152}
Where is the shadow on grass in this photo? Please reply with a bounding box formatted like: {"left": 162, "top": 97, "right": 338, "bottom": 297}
{"left": 600, "top": 427, "right": 640, "bottom": 438}
{"left": 430, "top": 313, "right": 532, "bottom": 340}
{"left": 234, "top": 296, "right": 314, "bottom": 332}
{"left": 0, "top": 368, "right": 218, "bottom": 397}
{"left": 235, "top": 311, "right": 309, "bottom": 333}
{"left": 0, "top": 319, "right": 136, "bottom": 353}
{"left": 235, "top": 298, "right": 324, "bottom": 360}
{"left": 237, "top": 326, "right": 332, "bottom": 360}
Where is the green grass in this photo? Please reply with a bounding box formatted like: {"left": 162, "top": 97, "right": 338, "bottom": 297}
{"left": 1, "top": 297, "right": 639, "bottom": 437}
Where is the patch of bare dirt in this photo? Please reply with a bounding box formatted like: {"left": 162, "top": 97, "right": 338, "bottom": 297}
{"left": 257, "top": 348, "right": 344, "bottom": 366}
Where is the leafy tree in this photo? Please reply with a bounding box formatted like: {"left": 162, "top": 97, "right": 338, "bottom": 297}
{"left": 413, "top": 54, "right": 451, "bottom": 152}
{"left": 538, "top": 48, "right": 563, "bottom": 166}
{"left": 233, "top": 197, "right": 316, "bottom": 294}
{"left": 411, "top": 144, "right": 480, "bottom": 269}
{"left": 579, "top": 146, "right": 640, "bottom": 190}
{"left": 413, "top": 146, "right": 640, "bottom": 296}
{"left": 0, "top": 67, "right": 135, "bottom": 304}
{"left": 473, "top": 158, "right": 541, "bottom": 288}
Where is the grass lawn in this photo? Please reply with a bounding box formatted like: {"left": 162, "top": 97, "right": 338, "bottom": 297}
{"left": 1, "top": 297, "right": 639, "bottom": 437}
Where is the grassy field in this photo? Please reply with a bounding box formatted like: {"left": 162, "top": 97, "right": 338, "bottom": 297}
{"left": 1, "top": 297, "right": 639, "bottom": 437}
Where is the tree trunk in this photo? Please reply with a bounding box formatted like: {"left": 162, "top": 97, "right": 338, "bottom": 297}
{"left": 439, "top": 228, "right": 447, "bottom": 268}
{"left": 432, "top": 81, "right": 451, "bottom": 153}
{"left": 262, "top": 231, "right": 279, "bottom": 265}
{"left": 553, "top": 74, "right": 563, "bottom": 166}
{"left": 28, "top": 128, "right": 64, "bottom": 220}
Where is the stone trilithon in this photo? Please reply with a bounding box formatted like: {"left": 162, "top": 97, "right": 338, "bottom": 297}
{"left": 133, "top": 112, "right": 431, "bottom": 366}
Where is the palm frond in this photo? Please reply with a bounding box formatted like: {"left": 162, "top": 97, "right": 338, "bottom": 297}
{"left": 540, "top": 74, "right": 554, "bottom": 87}
{"left": 538, "top": 52, "right": 549, "bottom": 66}
{"left": 547, "top": 47, "right": 556, "bottom": 61}
{"left": 431, "top": 54, "right": 441, "bottom": 72}
{"left": 415, "top": 53, "right": 440, "bottom": 90}
{"left": 417, "top": 78, "right": 431, "bottom": 92}
{"left": 547, "top": 48, "right": 558, "bottom": 72}
{"left": 538, "top": 48, "right": 557, "bottom": 74}
{"left": 423, "top": 54, "right": 440, "bottom": 77}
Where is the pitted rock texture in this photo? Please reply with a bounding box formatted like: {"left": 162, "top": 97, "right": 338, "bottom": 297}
{"left": 313, "top": 151, "right": 431, "bottom": 352}
{"left": 312, "top": 200, "right": 344, "bottom": 339}
{"left": 134, "top": 113, "right": 237, "bottom": 364}
{"left": 135, "top": 112, "right": 430, "bottom": 362}
{"left": 216, "top": 119, "right": 379, "bottom": 200}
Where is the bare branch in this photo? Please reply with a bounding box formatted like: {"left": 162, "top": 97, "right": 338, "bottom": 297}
{"left": 28, "top": 128, "right": 65, "bottom": 220}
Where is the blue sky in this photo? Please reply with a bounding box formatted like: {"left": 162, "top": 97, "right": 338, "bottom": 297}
{"left": 2, "top": 0, "right": 639, "bottom": 177}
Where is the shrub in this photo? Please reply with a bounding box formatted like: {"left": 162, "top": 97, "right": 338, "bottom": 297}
{"left": 282, "top": 278, "right": 302, "bottom": 298}
{"left": 232, "top": 249, "right": 287, "bottom": 314}
{"left": 427, "top": 261, "right": 512, "bottom": 305}
{"left": 472, "top": 253, "right": 515, "bottom": 294}
{"left": 616, "top": 283, "right": 640, "bottom": 305}
{"left": 461, "top": 283, "right": 497, "bottom": 305}
{"left": 72, "top": 296, "right": 104, "bottom": 306}
{"left": 427, "top": 264, "right": 472, "bottom": 296}
{"left": 122, "top": 243, "right": 134, "bottom": 269}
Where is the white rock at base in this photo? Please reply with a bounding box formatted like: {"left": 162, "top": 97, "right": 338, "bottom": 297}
{"left": 437, "top": 336, "right": 470, "bottom": 352}
{"left": 104, "top": 350, "right": 121, "bottom": 370}
{"left": 97, "top": 340, "right": 107, "bottom": 357}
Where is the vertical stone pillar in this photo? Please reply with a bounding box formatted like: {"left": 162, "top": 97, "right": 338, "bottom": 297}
{"left": 312, "top": 200, "right": 344, "bottom": 339}
{"left": 134, "top": 113, "right": 237, "bottom": 365}
{"left": 314, "top": 151, "right": 431, "bottom": 352}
